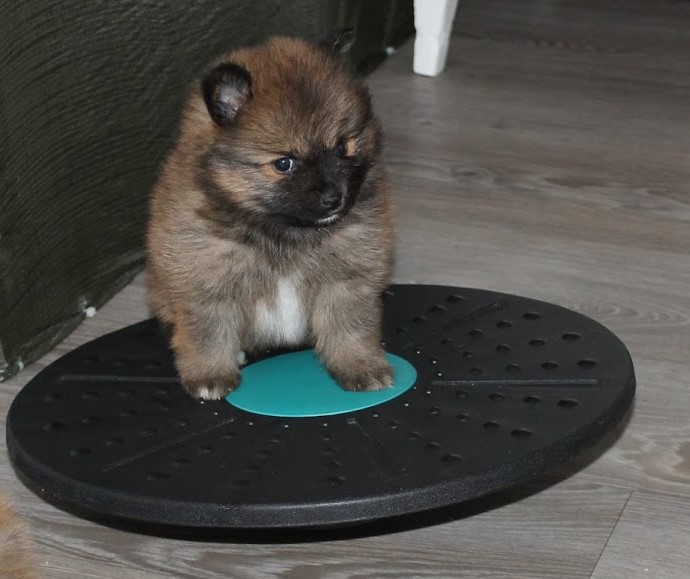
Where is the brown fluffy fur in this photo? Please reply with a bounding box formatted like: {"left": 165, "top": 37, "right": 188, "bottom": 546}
{"left": 0, "top": 494, "right": 35, "bottom": 579}
{"left": 147, "top": 33, "right": 394, "bottom": 399}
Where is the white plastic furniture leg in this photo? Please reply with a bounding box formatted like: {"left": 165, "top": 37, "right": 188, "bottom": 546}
{"left": 413, "top": 0, "right": 459, "bottom": 76}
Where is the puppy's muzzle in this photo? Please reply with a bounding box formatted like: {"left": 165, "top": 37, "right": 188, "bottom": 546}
{"left": 320, "top": 189, "right": 343, "bottom": 212}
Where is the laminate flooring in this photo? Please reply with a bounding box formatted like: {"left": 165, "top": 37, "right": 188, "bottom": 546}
{"left": 2, "top": 1, "right": 689, "bottom": 576}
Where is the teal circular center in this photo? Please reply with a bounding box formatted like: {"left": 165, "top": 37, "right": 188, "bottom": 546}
{"left": 226, "top": 350, "right": 417, "bottom": 418}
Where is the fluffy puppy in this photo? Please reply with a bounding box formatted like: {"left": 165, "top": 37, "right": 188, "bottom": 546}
{"left": 0, "top": 494, "right": 35, "bottom": 579}
{"left": 147, "top": 29, "right": 394, "bottom": 399}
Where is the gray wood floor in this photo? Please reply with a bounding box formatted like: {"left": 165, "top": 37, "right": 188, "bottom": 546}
{"left": 2, "top": 1, "right": 690, "bottom": 576}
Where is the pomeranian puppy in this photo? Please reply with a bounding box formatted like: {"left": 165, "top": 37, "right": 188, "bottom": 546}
{"left": 147, "top": 29, "right": 394, "bottom": 399}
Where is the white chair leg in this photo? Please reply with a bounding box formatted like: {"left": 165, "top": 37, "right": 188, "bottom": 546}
{"left": 413, "top": 0, "right": 459, "bottom": 76}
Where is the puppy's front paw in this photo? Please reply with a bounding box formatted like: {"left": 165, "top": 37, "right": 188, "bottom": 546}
{"left": 181, "top": 372, "right": 239, "bottom": 400}
{"left": 332, "top": 358, "right": 394, "bottom": 392}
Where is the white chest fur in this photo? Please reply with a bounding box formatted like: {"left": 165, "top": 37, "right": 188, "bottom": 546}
{"left": 254, "top": 277, "right": 307, "bottom": 346}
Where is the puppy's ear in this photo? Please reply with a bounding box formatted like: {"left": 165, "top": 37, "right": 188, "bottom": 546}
{"left": 321, "top": 27, "right": 355, "bottom": 55}
{"left": 201, "top": 63, "right": 252, "bottom": 126}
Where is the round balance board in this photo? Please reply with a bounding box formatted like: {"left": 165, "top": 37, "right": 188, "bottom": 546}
{"left": 6, "top": 285, "right": 635, "bottom": 530}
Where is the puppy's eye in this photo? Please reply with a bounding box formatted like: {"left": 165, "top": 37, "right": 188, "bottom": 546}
{"left": 272, "top": 157, "right": 297, "bottom": 173}
{"left": 335, "top": 137, "right": 357, "bottom": 158}
{"left": 334, "top": 138, "right": 347, "bottom": 158}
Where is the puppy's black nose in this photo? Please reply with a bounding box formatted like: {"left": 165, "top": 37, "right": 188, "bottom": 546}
{"left": 320, "top": 188, "right": 343, "bottom": 211}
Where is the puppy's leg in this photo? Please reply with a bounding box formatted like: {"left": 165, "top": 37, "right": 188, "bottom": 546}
{"left": 312, "top": 282, "right": 392, "bottom": 391}
{"left": 148, "top": 267, "right": 176, "bottom": 327}
{"left": 170, "top": 305, "right": 243, "bottom": 400}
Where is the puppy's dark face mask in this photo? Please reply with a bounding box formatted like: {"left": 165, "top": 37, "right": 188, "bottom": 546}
{"left": 257, "top": 134, "right": 365, "bottom": 228}
{"left": 199, "top": 30, "right": 381, "bottom": 234}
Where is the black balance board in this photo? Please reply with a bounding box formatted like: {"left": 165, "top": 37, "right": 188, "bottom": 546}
{"left": 6, "top": 285, "right": 635, "bottom": 531}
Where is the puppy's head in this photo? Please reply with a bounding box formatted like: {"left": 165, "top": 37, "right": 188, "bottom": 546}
{"left": 196, "top": 29, "right": 381, "bottom": 234}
